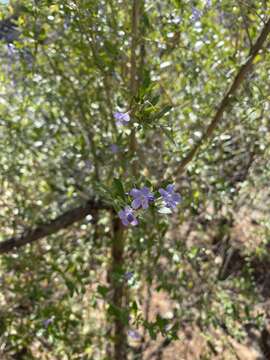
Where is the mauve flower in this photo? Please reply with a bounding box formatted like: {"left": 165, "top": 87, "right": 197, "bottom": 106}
{"left": 43, "top": 318, "right": 54, "bottom": 328}
{"left": 191, "top": 7, "right": 202, "bottom": 21}
{"left": 109, "top": 144, "right": 119, "bottom": 153}
{"left": 130, "top": 187, "right": 155, "bottom": 210}
{"left": 118, "top": 206, "right": 138, "bottom": 226}
{"left": 205, "top": 0, "right": 211, "bottom": 8}
{"left": 159, "top": 184, "right": 181, "bottom": 209}
{"left": 128, "top": 329, "right": 141, "bottom": 340}
{"left": 124, "top": 271, "right": 134, "bottom": 281}
{"left": 7, "top": 43, "right": 15, "bottom": 55}
{"left": 114, "top": 112, "right": 130, "bottom": 126}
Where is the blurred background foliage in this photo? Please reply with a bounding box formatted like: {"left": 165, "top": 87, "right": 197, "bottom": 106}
{"left": 0, "top": 0, "right": 270, "bottom": 359}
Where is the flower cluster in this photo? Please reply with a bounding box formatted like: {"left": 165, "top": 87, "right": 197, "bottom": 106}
{"left": 112, "top": 112, "right": 181, "bottom": 226}
{"left": 118, "top": 184, "right": 181, "bottom": 226}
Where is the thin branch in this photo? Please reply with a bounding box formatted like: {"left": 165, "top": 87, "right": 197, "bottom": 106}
{"left": 0, "top": 199, "right": 109, "bottom": 254}
{"left": 174, "top": 17, "right": 270, "bottom": 176}
{"left": 129, "top": 0, "right": 143, "bottom": 176}
{"left": 130, "top": 0, "right": 140, "bottom": 98}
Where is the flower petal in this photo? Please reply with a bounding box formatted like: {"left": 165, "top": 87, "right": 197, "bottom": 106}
{"left": 121, "top": 218, "right": 129, "bottom": 226}
{"left": 141, "top": 198, "right": 149, "bottom": 209}
{"left": 141, "top": 187, "right": 150, "bottom": 196}
{"left": 159, "top": 188, "right": 167, "bottom": 196}
{"left": 166, "top": 184, "right": 175, "bottom": 193}
{"left": 127, "top": 213, "right": 135, "bottom": 222}
{"left": 113, "top": 112, "right": 123, "bottom": 120}
{"left": 118, "top": 210, "right": 125, "bottom": 219}
{"left": 122, "top": 113, "right": 130, "bottom": 122}
{"left": 131, "top": 217, "right": 138, "bottom": 226}
{"left": 130, "top": 189, "right": 141, "bottom": 198}
{"left": 172, "top": 193, "right": 181, "bottom": 202}
{"left": 110, "top": 144, "right": 119, "bottom": 153}
{"left": 114, "top": 112, "right": 130, "bottom": 126}
{"left": 116, "top": 119, "right": 123, "bottom": 126}
{"left": 131, "top": 198, "right": 141, "bottom": 209}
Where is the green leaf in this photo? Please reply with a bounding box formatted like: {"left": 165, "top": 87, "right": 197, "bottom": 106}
{"left": 112, "top": 178, "right": 126, "bottom": 200}
{"left": 97, "top": 285, "right": 109, "bottom": 298}
{"left": 160, "top": 125, "right": 176, "bottom": 145}
{"left": 152, "top": 105, "right": 173, "bottom": 121}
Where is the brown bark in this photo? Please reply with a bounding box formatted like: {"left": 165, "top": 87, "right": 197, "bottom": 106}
{"left": 109, "top": 2, "right": 144, "bottom": 359}
{"left": 0, "top": 199, "right": 107, "bottom": 254}
{"left": 110, "top": 216, "right": 127, "bottom": 360}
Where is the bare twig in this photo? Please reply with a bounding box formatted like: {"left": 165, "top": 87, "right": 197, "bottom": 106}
{"left": 174, "top": 17, "right": 270, "bottom": 176}
{"left": 0, "top": 199, "right": 109, "bottom": 254}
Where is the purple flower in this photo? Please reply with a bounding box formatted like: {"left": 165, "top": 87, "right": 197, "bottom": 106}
{"left": 159, "top": 184, "right": 181, "bottom": 209}
{"left": 124, "top": 271, "right": 134, "bottom": 281}
{"left": 114, "top": 112, "right": 130, "bottom": 126}
{"left": 7, "top": 44, "right": 15, "bottom": 55}
{"left": 191, "top": 7, "right": 202, "bottom": 21}
{"left": 118, "top": 206, "right": 138, "bottom": 226}
{"left": 109, "top": 144, "right": 119, "bottom": 153}
{"left": 130, "top": 187, "right": 155, "bottom": 210}
{"left": 128, "top": 329, "right": 141, "bottom": 340}
{"left": 43, "top": 318, "right": 54, "bottom": 328}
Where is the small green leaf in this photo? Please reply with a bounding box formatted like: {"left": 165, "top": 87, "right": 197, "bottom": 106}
{"left": 152, "top": 105, "right": 173, "bottom": 121}
{"left": 160, "top": 126, "right": 176, "bottom": 145}
{"left": 97, "top": 285, "right": 109, "bottom": 298}
{"left": 112, "top": 178, "right": 126, "bottom": 199}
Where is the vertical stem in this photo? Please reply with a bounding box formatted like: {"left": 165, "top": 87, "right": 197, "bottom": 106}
{"left": 110, "top": 215, "right": 127, "bottom": 360}
{"left": 130, "top": 0, "right": 140, "bottom": 97}
{"left": 129, "top": 0, "right": 142, "bottom": 175}
{"left": 110, "top": 2, "right": 144, "bottom": 358}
